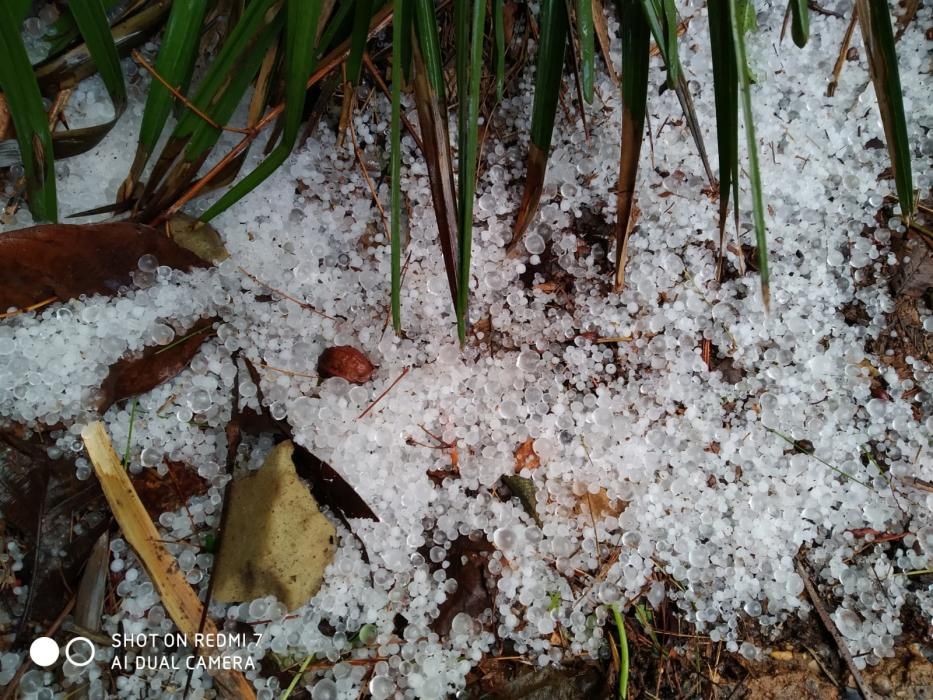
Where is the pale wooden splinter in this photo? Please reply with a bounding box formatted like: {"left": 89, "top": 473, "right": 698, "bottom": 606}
{"left": 81, "top": 421, "right": 255, "bottom": 700}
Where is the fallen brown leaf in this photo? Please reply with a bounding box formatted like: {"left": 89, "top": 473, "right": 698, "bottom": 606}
{"left": 131, "top": 460, "right": 210, "bottom": 520}
{"left": 96, "top": 319, "right": 215, "bottom": 413}
{"left": 431, "top": 535, "right": 495, "bottom": 635}
{"left": 514, "top": 438, "right": 540, "bottom": 472}
{"left": 0, "top": 222, "right": 210, "bottom": 312}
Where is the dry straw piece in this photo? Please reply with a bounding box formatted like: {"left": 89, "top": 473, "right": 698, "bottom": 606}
{"left": 81, "top": 421, "right": 255, "bottom": 700}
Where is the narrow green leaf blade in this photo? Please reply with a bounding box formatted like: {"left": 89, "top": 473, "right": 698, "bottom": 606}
{"left": 135, "top": 1, "right": 209, "bottom": 167}
{"left": 509, "top": 0, "right": 568, "bottom": 246}
{"left": 172, "top": 0, "right": 279, "bottom": 140}
{"left": 707, "top": 0, "right": 739, "bottom": 260}
{"left": 455, "top": 0, "right": 487, "bottom": 342}
{"left": 856, "top": 0, "right": 914, "bottom": 221}
{"left": 390, "top": 0, "right": 404, "bottom": 333}
{"left": 577, "top": 0, "right": 595, "bottom": 103}
{"left": 346, "top": 0, "right": 373, "bottom": 85}
{"left": 729, "top": 0, "right": 770, "bottom": 309}
{"left": 0, "top": 2, "right": 57, "bottom": 221}
{"left": 410, "top": 30, "right": 460, "bottom": 313}
{"left": 199, "top": 0, "right": 322, "bottom": 221}
{"left": 413, "top": 0, "right": 447, "bottom": 98}
{"left": 68, "top": 0, "right": 127, "bottom": 112}
{"left": 789, "top": 0, "right": 809, "bottom": 47}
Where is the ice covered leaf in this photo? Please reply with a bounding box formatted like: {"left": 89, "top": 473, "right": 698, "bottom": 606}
{"left": 0, "top": 222, "right": 210, "bottom": 312}
{"left": 500, "top": 474, "right": 541, "bottom": 527}
{"left": 96, "top": 319, "right": 215, "bottom": 413}
{"left": 212, "top": 441, "right": 337, "bottom": 611}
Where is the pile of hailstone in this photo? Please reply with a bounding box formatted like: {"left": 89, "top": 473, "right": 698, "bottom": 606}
{"left": 2, "top": 2, "right": 932, "bottom": 698}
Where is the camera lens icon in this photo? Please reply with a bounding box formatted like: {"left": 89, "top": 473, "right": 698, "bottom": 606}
{"left": 65, "top": 637, "right": 96, "bottom": 667}
{"left": 28, "top": 636, "right": 96, "bottom": 668}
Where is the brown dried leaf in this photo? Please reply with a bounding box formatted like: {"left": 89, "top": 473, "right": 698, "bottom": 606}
{"left": 131, "top": 460, "right": 210, "bottom": 520}
{"left": 514, "top": 438, "right": 541, "bottom": 472}
{"left": 431, "top": 535, "right": 494, "bottom": 635}
{"left": 0, "top": 94, "right": 10, "bottom": 141}
{"left": 239, "top": 357, "right": 379, "bottom": 522}
{"left": 0, "top": 432, "right": 106, "bottom": 634}
{"left": 575, "top": 488, "right": 626, "bottom": 520}
{"left": 0, "top": 223, "right": 210, "bottom": 312}
{"left": 96, "top": 319, "right": 215, "bottom": 413}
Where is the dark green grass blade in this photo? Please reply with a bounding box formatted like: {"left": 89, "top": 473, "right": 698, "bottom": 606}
{"left": 509, "top": 0, "right": 568, "bottom": 248}
{"left": 707, "top": 0, "right": 739, "bottom": 267}
{"left": 139, "top": 16, "right": 281, "bottom": 213}
{"left": 346, "top": 0, "right": 373, "bottom": 85}
{"left": 639, "top": 0, "right": 711, "bottom": 183}
{"left": 172, "top": 0, "right": 279, "bottom": 142}
{"left": 639, "top": 0, "right": 677, "bottom": 85}
{"left": 200, "top": 0, "right": 322, "bottom": 221}
{"left": 66, "top": 4, "right": 128, "bottom": 104}
{"left": 661, "top": 0, "right": 679, "bottom": 82}
{"left": 44, "top": 0, "right": 123, "bottom": 58}
{"left": 729, "top": 0, "right": 769, "bottom": 309}
{"left": 0, "top": 2, "right": 57, "bottom": 221}
{"left": 576, "top": 0, "right": 595, "bottom": 102}
{"left": 390, "top": 0, "right": 404, "bottom": 333}
{"left": 184, "top": 16, "right": 282, "bottom": 158}
{"left": 613, "top": 0, "right": 650, "bottom": 290}
{"left": 493, "top": 0, "right": 506, "bottom": 101}
{"left": 317, "top": 0, "right": 354, "bottom": 54}
{"left": 11, "top": 0, "right": 31, "bottom": 22}
{"left": 856, "top": 0, "right": 914, "bottom": 221}
{"left": 413, "top": 0, "right": 447, "bottom": 98}
{"left": 455, "top": 0, "right": 487, "bottom": 342}
{"left": 788, "top": 0, "right": 809, "bottom": 47}
{"left": 128, "top": 0, "right": 208, "bottom": 185}
{"left": 454, "top": 0, "right": 470, "bottom": 222}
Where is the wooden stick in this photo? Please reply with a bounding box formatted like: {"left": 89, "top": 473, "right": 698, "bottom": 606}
{"left": 827, "top": 8, "right": 859, "bottom": 97}
{"left": 795, "top": 557, "right": 878, "bottom": 700}
{"left": 81, "top": 422, "right": 256, "bottom": 700}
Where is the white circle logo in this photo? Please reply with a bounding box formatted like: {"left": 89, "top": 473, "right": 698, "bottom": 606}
{"left": 64, "top": 637, "right": 96, "bottom": 667}
{"left": 29, "top": 637, "right": 60, "bottom": 667}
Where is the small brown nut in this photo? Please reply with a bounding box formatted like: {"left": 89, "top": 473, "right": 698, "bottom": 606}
{"left": 317, "top": 346, "right": 375, "bottom": 384}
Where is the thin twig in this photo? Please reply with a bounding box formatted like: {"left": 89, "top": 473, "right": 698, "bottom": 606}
{"left": 357, "top": 367, "right": 410, "bottom": 419}
{"left": 154, "top": 5, "right": 396, "bottom": 224}
{"left": 0, "top": 295, "right": 58, "bottom": 320}
{"left": 258, "top": 363, "right": 318, "bottom": 380}
{"left": 827, "top": 8, "right": 859, "bottom": 97}
{"left": 348, "top": 117, "right": 392, "bottom": 244}
{"left": 795, "top": 557, "right": 878, "bottom": 700}
{"left": 361, "top": 52, "right": 424, "bottom": 152}
{"left": 238, "top": 267, "right": 339, "bottom": 321}
{"left": 131, "top": 51, "right": 249, "bottom": 134}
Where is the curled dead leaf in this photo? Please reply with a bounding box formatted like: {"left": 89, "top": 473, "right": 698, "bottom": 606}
{"left": 317, "top": 345, "right": 375, "bottom": 384}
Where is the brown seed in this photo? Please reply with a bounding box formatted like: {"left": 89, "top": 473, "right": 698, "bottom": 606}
{"left": 317, "top": 346, "right": 375, "bottom": 384}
